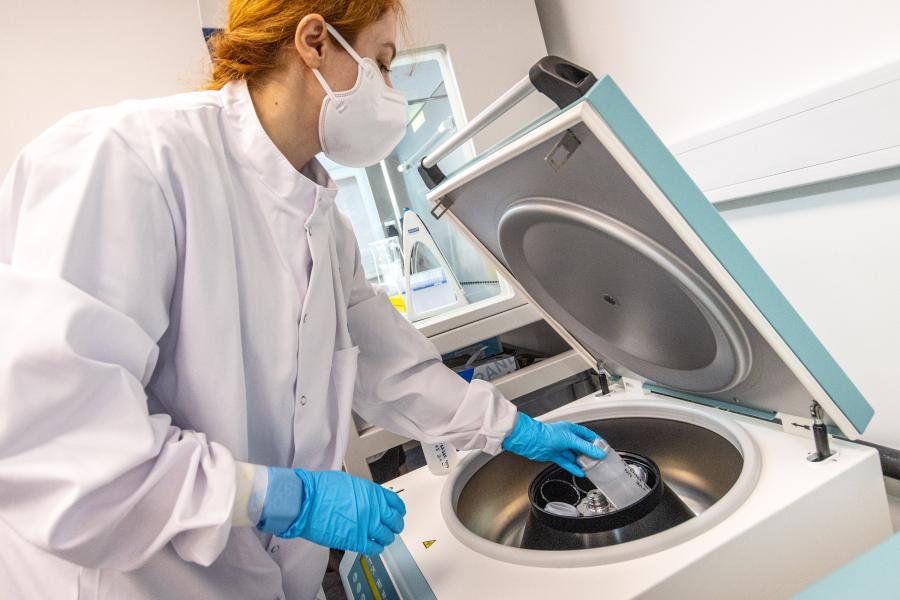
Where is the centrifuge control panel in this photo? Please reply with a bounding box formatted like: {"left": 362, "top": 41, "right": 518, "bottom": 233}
{"left": 344, "top": 553, "right": 400, "bottom": 600}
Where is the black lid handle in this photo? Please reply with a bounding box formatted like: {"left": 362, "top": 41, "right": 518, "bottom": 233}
{"left": 529, "top": 56, "right": 598, "bottom": 109}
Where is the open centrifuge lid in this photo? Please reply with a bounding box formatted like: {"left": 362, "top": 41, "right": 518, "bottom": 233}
{"left": 425, "top": 75, "right": 872, "bottom": 438}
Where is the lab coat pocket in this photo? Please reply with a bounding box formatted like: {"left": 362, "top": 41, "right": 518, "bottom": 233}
{"left": 330, "top": 345, "right": 359, "bottom": 469}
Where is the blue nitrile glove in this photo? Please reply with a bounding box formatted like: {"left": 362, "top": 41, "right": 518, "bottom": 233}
{"left": 256, "top": 467, "right": 406, "bottom": 556}
{"left": 501, "top": 412, "right": 606, "bottom": 477}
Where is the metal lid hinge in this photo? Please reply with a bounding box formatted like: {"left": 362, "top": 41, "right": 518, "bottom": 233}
{"left": 777, "top": 402, "right": 840, "bottom": 461}
{"left": 807, "top": 402, "right": 835, "bottom": 462}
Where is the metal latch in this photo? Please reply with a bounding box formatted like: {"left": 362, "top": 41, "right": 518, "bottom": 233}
{"left": 429, "top": 195, "right": 454, "bottom": 220}
{"left": 545, "top": 129, "right": 581, "bottom": 171}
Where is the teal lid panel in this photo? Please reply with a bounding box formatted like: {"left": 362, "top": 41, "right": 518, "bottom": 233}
{"left": 584, "top": 76, "right": 872, "bottom": 432}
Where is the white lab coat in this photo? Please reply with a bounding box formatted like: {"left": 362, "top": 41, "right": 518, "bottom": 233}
{"left": 0, "top": 80, "right": 517, "bottom": 600}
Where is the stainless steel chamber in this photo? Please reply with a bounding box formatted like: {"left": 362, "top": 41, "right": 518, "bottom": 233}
{"left": 458, "top": 416, "right": 742, "bottom": 548}
{"left": 441, "top": 399, "right": 761, "bottom": 568}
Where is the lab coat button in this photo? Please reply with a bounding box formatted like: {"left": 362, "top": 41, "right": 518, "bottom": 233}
{"left": 299, "top": 395, "right": 307, "bottom": 406}
{"left": 302, "top": 313, "right": 309, "bottom": 323}
{"left": 270, "top": 545, "right": 279, "bottom": 554}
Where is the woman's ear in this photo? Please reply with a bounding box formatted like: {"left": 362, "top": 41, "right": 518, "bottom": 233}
{"left": 293, "top": 13, "right": 328, "bottom": 69}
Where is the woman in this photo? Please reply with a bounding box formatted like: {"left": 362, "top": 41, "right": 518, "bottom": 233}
{"left": 0, "top": 1, "right": 604, "bottom": 598}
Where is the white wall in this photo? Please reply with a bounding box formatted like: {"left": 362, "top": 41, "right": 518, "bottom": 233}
{"left": 535, "top": 0, "right": 900, "bottom": 145}
{"left": 535, "top": 0, "right": 900, "bottom": 449}
{"left": 197, "top": 0, "right": 226, "bottom": 28}
{"left": 720, "top": 171, "right": 900, "bottom": 450}
{"left": 0, "top": 0, "right": 211, "bottom": 173}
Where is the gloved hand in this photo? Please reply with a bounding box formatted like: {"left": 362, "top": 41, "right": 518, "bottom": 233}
{"left": 501, "top": 412, "right": 606, "bottom": 477}
{"left": 257, "top": 468, "right": 405, "bottom": 555}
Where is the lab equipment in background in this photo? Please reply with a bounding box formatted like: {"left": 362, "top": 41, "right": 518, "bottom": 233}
{"left": 367, "top": 236, "right": 406, "bottom": 311}
{"left": 576, "top": 437, "right": 651, "bottom": 510}
{"left": 402, "top": 209, "right": 468, "bottom": 321}
{"left": 440, "top": 337, "right": 505, "bottom": 363}
{"left": 397, "top": 117, "right": 455, "bottom": 174}
{"left": 441, "top": 337, "right": 521, "bottom": 383}
{"left": 385, "top": 48, "right": 506, "bottom": 308}
{"left": 455, "top": 352, "right": 518, "bottom": 383}
{"left": 320, "top": 47, "right": 509, "bottom": 320}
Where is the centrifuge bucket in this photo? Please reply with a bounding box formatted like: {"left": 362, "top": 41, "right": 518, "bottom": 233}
{"left": 520, "top": 453, "right": 694, "bottom": 551}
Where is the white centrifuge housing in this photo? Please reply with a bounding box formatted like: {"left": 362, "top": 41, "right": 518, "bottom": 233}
{"left": 340, "top": 58, "right": 892, "bottom": 600}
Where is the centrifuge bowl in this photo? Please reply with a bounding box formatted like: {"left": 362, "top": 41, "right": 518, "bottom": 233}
{"left": 441, "top": 398, "right": 761, "bottom": 567}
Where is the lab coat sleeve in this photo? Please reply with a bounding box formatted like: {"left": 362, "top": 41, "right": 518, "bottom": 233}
{"left": 0, "top": 124, "right": 236, "bottom": 570}
{"left": 345, "top": 233, "right": 518, "bottom": 455}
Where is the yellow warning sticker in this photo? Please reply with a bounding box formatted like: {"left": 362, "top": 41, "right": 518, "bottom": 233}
{"left": 422, "top": 540, "right": 436, "bottom": 550}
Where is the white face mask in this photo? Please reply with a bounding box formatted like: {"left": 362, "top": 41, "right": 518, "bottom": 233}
{"left": 312, "top": 23, "right": 408, "bottom": 168}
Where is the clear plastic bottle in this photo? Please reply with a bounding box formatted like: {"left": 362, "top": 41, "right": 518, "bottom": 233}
{"left": 422, "top": 441, "right": 459, "bottom": 475}
{"left": 576, "top": 438, "right": 650, "bottom": 509}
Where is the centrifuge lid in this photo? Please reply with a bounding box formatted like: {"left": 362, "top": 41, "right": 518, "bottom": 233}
{"left": 425, "top": 75, "right": 872, "bottom": 438}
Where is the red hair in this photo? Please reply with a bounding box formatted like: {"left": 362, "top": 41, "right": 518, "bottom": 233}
{"left": 206, "top": 0, "right": 405, "bottom": 90}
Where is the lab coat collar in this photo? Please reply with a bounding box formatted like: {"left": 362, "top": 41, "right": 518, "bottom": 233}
{"left": 219, "top": 79, "right": 338, "bottom": 213}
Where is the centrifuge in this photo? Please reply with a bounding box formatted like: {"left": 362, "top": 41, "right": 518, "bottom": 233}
{"left": 340, "top": 58, "right": 893, "bottom": 599}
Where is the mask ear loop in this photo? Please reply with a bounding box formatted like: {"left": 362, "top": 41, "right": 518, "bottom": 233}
{"left": 311, "top": 68, "right": 345, "bottom": 113}
{"left": 324, "top": 23, "right": 366, "bottom": 66}
{"left": 312, "top": 22, "right": 366, "bottom": 115}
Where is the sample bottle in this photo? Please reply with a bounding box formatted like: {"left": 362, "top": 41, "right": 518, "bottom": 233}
{"left": 577, "top": 438, "right": 650, "bottom": 509}
{"left": 423, "top": 441, "right": 459, "bottom": 475}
